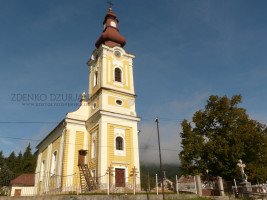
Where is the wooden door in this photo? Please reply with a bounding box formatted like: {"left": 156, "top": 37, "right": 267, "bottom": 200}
{"left": 14, "top": 189, "right": 21, "bottom": 196}
{"left": 78, "top": 150, "right": 87, "bottom": 165}
{"left": 115, "top": 168, "right": 125, "bottom": 187}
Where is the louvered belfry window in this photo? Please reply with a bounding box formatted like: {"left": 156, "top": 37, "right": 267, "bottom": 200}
{"left": 116, "top": 137, "right": 123, "bottom": 150}
{"left": 115, "top": 68, "right": 122, "bottom": 82}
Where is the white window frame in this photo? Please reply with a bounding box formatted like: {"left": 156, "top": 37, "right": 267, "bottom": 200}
{"left": 93, "top": 70, "right": 98, "bottom": 87}
{"left": 50, "top": 151, "right": 57, "bottom": 176}
{"left": 91, "top": 140, "right": 96, "bottom": 159}
{"left": 114, "top": 128, "right": 126, "bottom": 156}
{"left": 93, "top": 102, "right": 97, "bottom": 109}
{"left": 40, "top": 160, "right": 45, "bottom": 182}
{"left": 114, "top": 66, "right": 123, "bottom": 84}
{"left": 115, "top": 99, "right": 123, "bottom": 106}
{"left": 91, "top": 131, "right": 97, "bottom": 159}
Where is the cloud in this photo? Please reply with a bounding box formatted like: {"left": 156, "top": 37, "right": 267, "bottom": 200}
{"left": 139, "top": 120, "right": 182, "bottom": 165}
{"left": 138, "top": 92, "right": 210, "bottom": 164}
{"left": 0, "top": 139, "right": 14, "bottom": 146}
{"left": 144, "top": 91, "right": 209, "bottom": 120}
{"left": 35, "top": 124, "right": 57, "bottom": 141}
{"left": 247, "top": 112, "right": 267, "bottom": 125}
{"left": 167, "top": 92, "right": 209, "bottom": 115}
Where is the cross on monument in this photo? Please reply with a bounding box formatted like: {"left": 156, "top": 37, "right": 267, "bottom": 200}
{"left": 237, "top": 159, "right": 245, "bottom": 173}
{"left": 107, "top": 1, "right": 114, "bottom": 10}
{"left": 237, "top": 159, "right": 248, "bottom": 182}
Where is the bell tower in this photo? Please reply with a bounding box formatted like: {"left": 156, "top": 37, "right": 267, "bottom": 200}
{"left": 86, "top": 7, "right": 140, "bottom": 190}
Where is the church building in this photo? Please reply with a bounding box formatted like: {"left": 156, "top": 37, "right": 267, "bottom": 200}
{"left": 34, "top": 7, "right": 141, "bottom": 194}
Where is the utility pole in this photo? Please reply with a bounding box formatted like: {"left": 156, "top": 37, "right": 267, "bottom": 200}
{"left": 155, "top": 117, "right": 165, "bottom": 200}
{"left": 156, "top": 174, "right": 158, "bottom": 195}
{"left": 148, "top": 171, "right": 151, "bottom": 192}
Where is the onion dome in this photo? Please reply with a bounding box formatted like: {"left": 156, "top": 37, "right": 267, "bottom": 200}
{"left": 95, "top": 8, "right": 126, "bottom": 48}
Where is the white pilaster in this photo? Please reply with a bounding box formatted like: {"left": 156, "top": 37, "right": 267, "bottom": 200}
{"left": 66, "top": 129, "right": 76, "bottom": 186}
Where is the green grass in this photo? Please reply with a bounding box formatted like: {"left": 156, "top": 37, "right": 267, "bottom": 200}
{"left": 176, "top": 197, "right": 212, "bottom": 200}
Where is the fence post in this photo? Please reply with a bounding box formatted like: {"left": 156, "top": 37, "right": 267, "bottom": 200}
{"left": 107, "top": 173, "right": 109, "bottom": 195}
{"left": 175, "top": 175, "right": 179, "bottom": 195}
{"left": 194, "top": 176, "right": 197, "bottom": 194}
{"left": 196, "top": 175, "right": 202, "bottom": 196}
{"left": 218, "top": 176, "right": 225, "bottom": 196}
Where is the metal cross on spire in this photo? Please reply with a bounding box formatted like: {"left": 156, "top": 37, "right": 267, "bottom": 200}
{"left": 107, "top": 1, "right": 114, "bottom": 10}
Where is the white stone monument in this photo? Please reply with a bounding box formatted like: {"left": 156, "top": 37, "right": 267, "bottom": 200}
{"left": 237, "top": 159, "right": 252, "bottom": 196}
{"left": 237, "top": 159, "right": 248, "bottom": 183}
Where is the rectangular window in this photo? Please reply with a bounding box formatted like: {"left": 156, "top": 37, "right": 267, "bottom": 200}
{"left": 14, "top": 189, "right": 21, "bottom": 196}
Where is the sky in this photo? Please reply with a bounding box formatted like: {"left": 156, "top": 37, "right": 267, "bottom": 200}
{"left": 0, "top": 0, "right": 267, "bottom": 165}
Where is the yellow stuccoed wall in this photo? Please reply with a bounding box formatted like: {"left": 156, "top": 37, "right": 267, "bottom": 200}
{"left": 90, "top": 58, "right": 102, "bottom": 96}
{"left": 73, "top": 131, "right": 85, "bottom": 187}
{"left": 48, "top": 136, "right": 62, "bottom": 190}
{"left": 105, "top": 55, "right": 131, "bottom": 91}
{"left": 88, "top": 126, "right": 99, "bottom": 176}
{"left": 39, "top": 147, "right": 48, "bottom": 194}
{"left": 51, "top": 136, "right": 61, "bottom": 175}
{"left": 107, "top": 95, "right": 130, "bottom": 109}
{"left": 62, "top": 129, "right": 70, "bottom": 187}
{"left": 40, "top": 148, "right": 48, "bottom": 164}
{"left": 89, "top": 96, "right": 100, "bottom": 113}
{"left": 107, "top": 123, "right": 134, "bottom": 183}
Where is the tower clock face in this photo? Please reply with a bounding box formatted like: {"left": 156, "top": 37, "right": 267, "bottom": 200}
{"left": 114, "top": 51, "right": 121, "bottom": 57}
{"left": 110, "top": 21, "right": 117, "bottom": 28}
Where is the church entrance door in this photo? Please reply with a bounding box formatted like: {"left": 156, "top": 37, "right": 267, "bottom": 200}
{"left": 115, "top": 168, "right": 125, "bottom": 187}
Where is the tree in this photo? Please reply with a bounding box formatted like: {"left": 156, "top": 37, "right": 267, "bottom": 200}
{"left": 0, "top": 151, "right": 14, "bottom": 187}
{"left": 179, "top": 95, "right": 267, "bottom": 183}
{"left": 22, "top": 144, "right": 36, "bottom": 173}
{"left": 6, "top": 151, "right": 16, "bottom": 173}
{"left": 0, "top": 163, "right": 13, "bottom": 187}
{"left": 0, "top": 144, "right": 37, "bottom": 187}
{"left": 15, "top": 151, "right": 23, "bottom": 176}
{"left": 0, "top": 151, "right": 4, "bottom": 167}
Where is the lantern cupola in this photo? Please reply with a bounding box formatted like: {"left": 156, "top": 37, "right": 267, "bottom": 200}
{"left": 95, "top": 8, "right": 126, "bottom": 48}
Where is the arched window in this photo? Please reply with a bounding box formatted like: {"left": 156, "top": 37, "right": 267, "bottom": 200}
{"left": 116, "top": 137, "right": 123, "bottom": 150}
{"left": 93, "top": 71, "right": 98, "bottom": 86}
{"left": 114, "top": 68, "right": 122, "bottom": 82}
{"left": 50, "top": 151, "right": 57, "bottom": 176}
{"left": 91, "top": 140, "right": 96, "bottom": 159}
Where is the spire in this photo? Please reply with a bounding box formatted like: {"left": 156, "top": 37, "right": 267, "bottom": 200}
{"left": 107, "top": 1, "right": 113, "bottom": 11}
{"left": 95, "top": 7, "right": 126, "bottom": 49}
